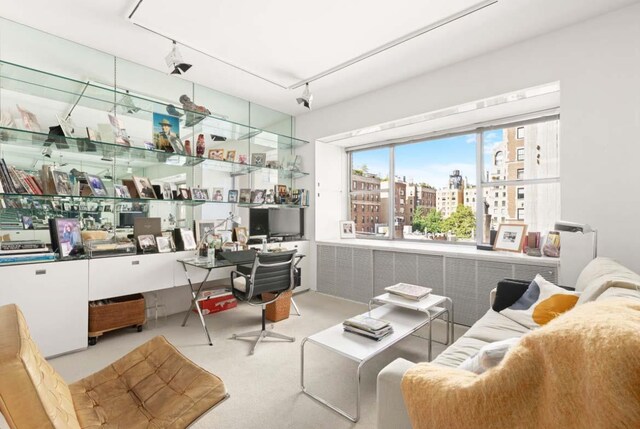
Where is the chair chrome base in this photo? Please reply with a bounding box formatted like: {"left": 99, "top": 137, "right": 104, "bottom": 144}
{"left": 232, "top": 328, "right": 295, "bottom": 355}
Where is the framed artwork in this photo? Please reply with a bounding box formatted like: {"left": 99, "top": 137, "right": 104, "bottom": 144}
{"left": 133, "top": 176, "right": 157, "bottom": 199}
{"left": 138, "top": 234, "right": 157, "bottom": 252}
{"left": 208, "top": 148, "right": 224, "bottom": 160}
{"left": 178, "top": 187, "right": 191, "bottom": 200}
{"left": 108, "top": 113, "right": 131, "bottom": 147}
{"left": 195, "top": 219, "right": 226, "bottom": 243}
{"left": 339, "top": 221, "right": 356, "bottom": 239}
{"left": 16, "top": 105, "right": 42, "bottom": 132}
{"left": 156, "top": 236, "right": 172, "bottom": 253}
{"left": 494, "top": 224, "right": 528, "bottom": 252}
{"left": 211, "top": 187, "right": 224, "bottom": 201}
{"left": 239, "top": 188, "right": 251, "bottom": 203}
{"left": 238, "top": 154, "right": 248, "bottom": 164}
{"left": 191, "top": 187, "right": 208, "bottom": 201}
{"left": 85, "top": 174, "right": 108, "bottom": 197}
{"left": 251, "top": 189, "right": 265, "bottom": 204}
{"left": 161, "top": 182, "right": 173, "bottom": 200}
{"left": 152, "top": 112, "right": 181, "bottom": 153}
{"left": 114, "top": 184, "right": 131, "bottom": 198}
{"left": 51, "top": 218, "right": 84, "bottom": 258}
{"left": 52, "top": 170, "right": 72, "bottom": 195}
{"left": 234, "top": 226, "right": 248, "bottom": 245}
{"left": 228, "top": 189, "right": 238, "bottom": 203}
{"left": 21, "top": 216, "right": 34, "bottom": 230}
{"left": 180, "top": 228, "right": 197, "bottom": 251}
{"left": 226, "top": 150, "right": 236, "bottom": 162}
{"left": 251, "top": 152, "right": 266, "bottom": 167}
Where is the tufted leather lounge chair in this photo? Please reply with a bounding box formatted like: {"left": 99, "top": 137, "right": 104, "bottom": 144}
{"left": 0, "top": 304, "right": 228, "bottom": 428}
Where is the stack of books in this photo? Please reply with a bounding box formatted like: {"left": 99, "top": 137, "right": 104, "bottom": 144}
{"left": 385, "top": 283, "right": 432, "bottom": 301}
{"left": 0, "top": 240, "right": 55, "bottom": 265}
{"left": 343, "top": 314, "right": 393, "bottom": 341}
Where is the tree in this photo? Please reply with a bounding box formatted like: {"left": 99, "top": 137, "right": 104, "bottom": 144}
{"left": 442, "top": 205, "right": 476, "bottom": 239}
{"left": 413, "top": 207, "right": 443, "bottom": 234}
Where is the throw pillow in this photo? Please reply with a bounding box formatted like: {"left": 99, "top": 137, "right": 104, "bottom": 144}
{"left": 492, "top": 279, "right": 530, "bottom": 312}
{"left": 458, "top": 337, "right": 521, "bottom": 374}
{"left": 500, "top": 274, "right": 579, "bottom": 329}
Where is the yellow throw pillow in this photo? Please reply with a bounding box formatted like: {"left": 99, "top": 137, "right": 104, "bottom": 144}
{"left": 500, "top": 274, "right": 579, "bottom": 329}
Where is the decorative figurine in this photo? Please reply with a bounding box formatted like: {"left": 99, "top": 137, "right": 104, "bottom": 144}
{"left": 196, "top": 133, "right": 205, "bottom": 157}
{"left": 179, "top": 94, "right": 211, "bottom": 127}
{"left": 184, "top": 139, "right": 191, "bottom": 155}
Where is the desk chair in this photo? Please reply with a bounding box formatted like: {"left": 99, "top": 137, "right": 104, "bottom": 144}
{"left": 230, "top": 250, "right": 297, "bottom": 355}
{"left": 0, "top": 304, "right": 228, "bottom": 429}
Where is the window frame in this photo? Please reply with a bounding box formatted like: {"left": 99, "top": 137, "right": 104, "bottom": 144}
{"left": 347, "top": 113, "right": 560, "bottom": 244}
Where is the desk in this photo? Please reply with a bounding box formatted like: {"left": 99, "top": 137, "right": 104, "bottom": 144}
{"left": 178, "top": 257, "right": 248, "bottom": 346}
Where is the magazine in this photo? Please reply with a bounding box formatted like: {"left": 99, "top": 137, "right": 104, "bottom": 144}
{"left": 384, "top": 283, "right": 432, "bottom": 301}
{"left": 343, "top": 314, "right": 390, "bottom": 332}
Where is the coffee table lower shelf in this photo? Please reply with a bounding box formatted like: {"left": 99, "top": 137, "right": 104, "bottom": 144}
{"left": 300, "top": 304, "right": 444, "bottom": 422}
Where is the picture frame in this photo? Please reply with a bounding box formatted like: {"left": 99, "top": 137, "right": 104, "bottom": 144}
{"left": 251, "top": 189, "right": 265, "bottom": 204}
{"left": 239, "top": 188, "right": 251, "bottom": 204}
{"left": 190, "top": 187, "right": 208, "bottom": 201}
{"left": 195, "top": 219, "right": 222, "bottom": 243}
{"left": 225, "top": 150, "right": 236, "bottom": 162}
{"left": 494, "top": 224, "right": 528, "bottom": 252}
{"left": 85, "top": 174, "right": 108, "bottom": 197}
{"left": 132, "top": 176, "right": 157, "bottom": 199}
{"left": 211, "top": 187, "right": 224, "bottom": 201}
{"left": 156, "top": 236, "right": 172, "bottom": 253}
{"left": 178, "top": 187, "right": 191, "bottom": 200}
{"left": 52, "top": 170, "right": 72, "bottom": 195}
{"left": 137, "top": 234, "right": 157, "bottom": 253}
{"left": 161, "top": 182, "right": 173, "bottom": 200}
{"left": 234, "top": 226, "right": 248, "bottom": 245}
{"left": 50, "top": 218, "right": 84, "bottom": 259}
{"left": 114, "top": 184, "right": 131, "bottom": 198}
{"left": 251, "top": 152, "right": 266, "bottom": 167}
{"left": 339, "top": 220, "right": 356, "bottom": 239}
{"left": 238, "top": 154, "right": 248, "bottom": 164}
{"left": 16, "top": 105, "right": 42, "bottom": 132}
{"left": 21, "top": 215, "right": 34, "bottom": 230}
{"left": 107, "top": 113, "right": 131, "bottom": 147}
{"left": 228, "top": 189, "right": 238, "bottom": 203}
{"left": 208, "top": 148, "right": 224, "bottom": 160}
{"left": 180, "top": 228, "right": 197, "bottom": 251}
{"left": 152, "top": 112, "right": 181, "bottom": 153}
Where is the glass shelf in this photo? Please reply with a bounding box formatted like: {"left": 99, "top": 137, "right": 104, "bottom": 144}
{"left": 0, "top": 126, "right": 310, "bottom": 178}
{"left": 0, "top": 60, "right": 309, "bottom": 149}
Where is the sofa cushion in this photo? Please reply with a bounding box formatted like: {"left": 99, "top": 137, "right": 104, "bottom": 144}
{"left": 463, "top": 310, "right": 531, "bottom": 343}
{"left": 458, "top": 337, "right": 521, "bottom": 374}
{"left": 431, "top": 337, "right": 489, "bottom": 368}
{"left": 500, "top": 275, "right": 578, "bottom": 329}
{"left": 595, "top": 286, "right": 640, "bottom": 302}
{"left": 576, "top": 258, "right": 640, "bottom": 304}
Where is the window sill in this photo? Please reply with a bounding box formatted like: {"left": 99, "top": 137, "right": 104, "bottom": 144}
{"left": 316, "top": 239, "right": 560, "bottom": 267}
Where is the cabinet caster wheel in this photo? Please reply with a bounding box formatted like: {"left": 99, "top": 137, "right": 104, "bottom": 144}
{"left": 137, "top": 325, "right": 143, "bottom": 332}
{"left": 88, "top": 337, "right": 98, "bottom": 346}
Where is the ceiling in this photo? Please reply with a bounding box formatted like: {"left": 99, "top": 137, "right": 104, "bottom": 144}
{"left": 0, "top": 0, "right": 637, "bottom": 116}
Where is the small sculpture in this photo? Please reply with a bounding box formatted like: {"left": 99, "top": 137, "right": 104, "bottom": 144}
{"left": 179, "top": 95, "right": 211, "bottom": 127}
{"left": 196, "top": 133, "right": 205, "bottom": 157}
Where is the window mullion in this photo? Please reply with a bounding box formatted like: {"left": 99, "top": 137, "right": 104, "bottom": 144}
{"left": 389, "top": 146, "right": 395, "bottom": 240}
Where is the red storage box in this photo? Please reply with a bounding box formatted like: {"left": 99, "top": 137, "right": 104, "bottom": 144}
{"left": 195, "top": 292, "right": 237, "bottom": 315}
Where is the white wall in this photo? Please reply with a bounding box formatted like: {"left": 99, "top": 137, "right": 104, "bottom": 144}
{"left": 296, "top": 3, "right": 640, "bottom": 282}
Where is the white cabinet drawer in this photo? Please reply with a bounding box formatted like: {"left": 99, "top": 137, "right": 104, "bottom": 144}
{"left": 89, "top": 253, "right": 175, "bottom": 300}
{"left": 0, "top": 260, "right": 88, "bottom": 357}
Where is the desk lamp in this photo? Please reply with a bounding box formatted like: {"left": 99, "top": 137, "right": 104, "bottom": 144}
{"left": 195, "top": 212, "right": 239, "bottom": 256}
{"left": 553, "top": 221, "right": 597, "bottom": 259}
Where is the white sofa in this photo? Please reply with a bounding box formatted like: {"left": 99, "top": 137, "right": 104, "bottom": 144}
{"left": 376, "top": 257, "right": 640, "bottom": 429}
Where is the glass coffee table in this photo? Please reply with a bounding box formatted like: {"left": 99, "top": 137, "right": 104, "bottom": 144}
{"left": 300, "top": 291, "right": 453, "bottom": 422}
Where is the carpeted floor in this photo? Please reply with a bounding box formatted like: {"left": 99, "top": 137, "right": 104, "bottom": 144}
{"left": 1, "top": 291, "right": 467, "bottom": 429}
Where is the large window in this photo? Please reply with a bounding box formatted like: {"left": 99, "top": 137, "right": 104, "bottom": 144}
{"left": 348, "top": 116, "right": 560, "bottom": 244}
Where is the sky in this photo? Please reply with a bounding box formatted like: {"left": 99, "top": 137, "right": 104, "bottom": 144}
{"left": 352, "top": 130, "right": 505, "bottom": 189}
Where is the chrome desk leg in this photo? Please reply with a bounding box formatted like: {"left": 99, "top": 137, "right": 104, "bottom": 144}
{"left": 428, "top": 311, "right": 433, "bottom": 361}
{"left": 180, "top": 262, "right": 213, "bottom": 346}
{"left": 290, "top": 298, "right": 301, "bottom": 316}
{"left": 300, "top": 338, "right": 362, "bottom": 422}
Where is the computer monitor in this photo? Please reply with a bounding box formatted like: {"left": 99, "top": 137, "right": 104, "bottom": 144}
{"left": 119, "top": 212, "right": 144, "bottom": 228}
{"left": 269, "top": 208, "right": 303, "bottom": 239}
{"left": 249, "top": 208, "right": 269, "bottom": 237}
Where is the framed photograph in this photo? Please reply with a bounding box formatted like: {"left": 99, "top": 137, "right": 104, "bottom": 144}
{"left": 251, "top": 189, "right": 265, "bottom": 204}
{"left": 161, "top": 182, "right": 173, "bottom": 200}
{"left": 234, "top": 226, "right": 248, "bottom": 245}
{"left": 52, "top": 170, "right": 72, "bottom": 195}
{"left": 494, "top": 224, "right": 528, "bottom": 252}
{"left": 133, "top": 176, "right": 157, "bottom": 199}
{"left": 266, "top": 160, "right": 279, "bottom": 169}
{"left": 228, "top": 189, "right": 238, "bottom": 203}
{"left": 51, "top": 218, "right": 84, "bottom": 258}
{"left": 137, "top": 234, "right": 157, "bottom": 252}
{"left": 239, "top": 188, "right": 251, "bottom": 203}
{"left": 108, "top": 113, "right": 131, "bottom": 147}
{"left": 178, "top": 187, "right": 191, "bottom": 200}
{"left": 265, "top": 189, "right": 275, "bottom": 204}
{"left": 191, "top": 187, "right": 208, "bottom": 201}
{"left": 156, "top": 236, "right": 172, "bottom": 253}
{"left": 152, "top": 112, "right": 181, "bottom": 153}
{"left": 251, "top": 152, "right": 266, "bottom": 167}
{"left": 225, "top": 150, "right": 236, "bottom": 162}
{"left": 180, "top": 228, "right": 197, "bottom": 251}
{"left": 208, "top": 148, "right": 224, "bottom": 160}
{"left": 195, "top": 219, "right": 220, "bottom": 243}
{"left": 85, "top": 174, "right": 108, "bottom": 197}
{"left": 339, "top": 220, "right": 356, "bottom": 239}
{"left": 16, "top": 105, "right": 42, "bottom": 132}
{"left": 114, "top": 184, "right": 131, "bottom": 198}
{"left": 21, "top": 215, "right": 34, "bottom": 230}
{"left": 238, "top": 154, "right": 248, "bottom": 164}
{"left": 211, "top": 187, "right": 224, "bottom": 201}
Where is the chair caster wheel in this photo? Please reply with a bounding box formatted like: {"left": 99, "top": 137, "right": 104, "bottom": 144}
{"left": 88, "top": 337, "right": 98, "bottom": 346}
{"left": 137, "top": 325, "right": 143, "bottom": 332}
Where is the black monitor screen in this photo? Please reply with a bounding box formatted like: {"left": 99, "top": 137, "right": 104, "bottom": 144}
{"left": 119, "top": 212, "right": 145, "bottom": 227}
{"left": 269, "top": 208, "right": 303, "bottom": 238}
{"left": 249, "top": 208, "right": 269, "bottom": 236}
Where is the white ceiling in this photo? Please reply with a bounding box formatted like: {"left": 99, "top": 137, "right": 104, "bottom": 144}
{"left": 0, "top": 0, "right": 637, "bottom": 116}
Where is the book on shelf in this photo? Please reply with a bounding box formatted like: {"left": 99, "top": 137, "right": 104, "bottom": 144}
{"left": 0, "top": 246, "right": 49, "bottom": 255}
{"left": 0, "top": 252, "right": 55, "bottom": 265}
{"left": 343, "top": 324, "right": 393, "bottom": 341}
{"left": 0, "top": 240, "right": 47, "bottom": 251}
{"left": 384, "top": 283, "right": 432, "bottom": 301}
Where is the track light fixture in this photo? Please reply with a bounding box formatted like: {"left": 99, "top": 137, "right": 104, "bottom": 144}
{"left": 166, "top": 41, "right": 192, "bottom": 75}
{"left": 296, "top": 83, "right": 313, "bottom": 109}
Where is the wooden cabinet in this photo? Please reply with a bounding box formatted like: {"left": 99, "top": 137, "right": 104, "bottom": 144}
{"left": 0, "top": 260, "right": 88, "bottom": 357}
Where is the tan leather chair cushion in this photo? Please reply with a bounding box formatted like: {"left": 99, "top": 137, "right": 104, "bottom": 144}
{"left": 70, "top": 336, "right": 227, "bottom": 428}
{"left": 0, "top": 304, "right": 81, "bottom": 429}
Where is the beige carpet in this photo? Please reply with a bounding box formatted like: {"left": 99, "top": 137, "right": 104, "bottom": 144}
{"left": 0, "top": 291, "right": 466, "bottom": 429}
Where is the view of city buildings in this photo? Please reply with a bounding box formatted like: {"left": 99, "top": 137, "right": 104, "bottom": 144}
{"left": 351, "top": 122, "right": 559, "bottom": 241}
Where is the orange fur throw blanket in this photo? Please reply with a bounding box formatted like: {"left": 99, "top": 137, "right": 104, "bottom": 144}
{"left": 401, "top": 299, "right": 640, "bottom": 429}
